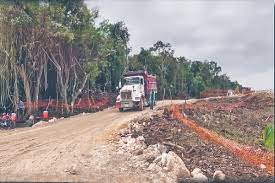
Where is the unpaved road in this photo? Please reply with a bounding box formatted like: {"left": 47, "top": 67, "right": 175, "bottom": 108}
{"left": 0, "top": 100, "right": 186, "bottom": 182}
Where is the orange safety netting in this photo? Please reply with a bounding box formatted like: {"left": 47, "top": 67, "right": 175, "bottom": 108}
{"left": 170, "top": 104, "right": 274, "bottom": 175}
{"left": 23, "top": 97, "right": 110, "bottom": 110}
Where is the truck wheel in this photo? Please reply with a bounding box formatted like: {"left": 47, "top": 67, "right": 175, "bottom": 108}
{"left": 119, "top": 108, "right": 123, "bottom": 112}
{"left": 139, "top": 99, "right": 144, "bottom": 111}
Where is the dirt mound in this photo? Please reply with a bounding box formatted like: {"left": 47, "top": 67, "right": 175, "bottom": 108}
{"left": 201, "top": 91, "right": 274, "bottom": 110}
{"left": 241, "top": 91, "right": 274, "bottom": 109}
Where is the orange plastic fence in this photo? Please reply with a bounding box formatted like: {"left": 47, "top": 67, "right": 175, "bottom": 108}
{"left": 23, "top": 97, "right": 110, "bottom": 110}
{"left": 170, "top": 104, "right": 274, "bottom": 175}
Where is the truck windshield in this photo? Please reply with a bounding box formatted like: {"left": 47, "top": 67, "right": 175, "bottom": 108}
{"left": 125, "top": 77, "right": 140, "bottom": 85}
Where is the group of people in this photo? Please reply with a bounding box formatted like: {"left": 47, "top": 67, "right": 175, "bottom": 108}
{"left": 0, "top": 113, "right": 15, "bottom": 129}
{"left": 0, "top": 100, "right": 25, "bottom": 129}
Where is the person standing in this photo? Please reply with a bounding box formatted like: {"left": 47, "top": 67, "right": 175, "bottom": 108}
{"left": 149, "top": 90, "right": 155, "bottom": 110}
{"left": 18, "top": 100, "right": 25, "bottom": 120}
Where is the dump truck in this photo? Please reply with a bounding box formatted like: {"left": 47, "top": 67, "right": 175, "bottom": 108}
{"left": 115, "top": 70, "right": 157, "bottom": 111}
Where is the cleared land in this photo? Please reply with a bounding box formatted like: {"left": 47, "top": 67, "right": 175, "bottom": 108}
{"left": 0, "top": 93, "right": 274, "bottom": 182}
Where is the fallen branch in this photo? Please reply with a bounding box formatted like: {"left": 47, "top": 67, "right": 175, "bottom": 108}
{"left": 163, "top": 142, "right": 185, "bottom": 151}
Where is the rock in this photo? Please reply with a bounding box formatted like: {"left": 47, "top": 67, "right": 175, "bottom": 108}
{"left": 118, "top": 128, "right": 129, "bottom": 136}
{"left": 153, "top": 152, "right": 168, "bottom": 167}
{"left": 137, "top": 136, "right": 145, "bottom": 142}
{"left": 130, "top": 122, "right": 144, "bottom": 132}
{"left": 260, "top": 164, "right": 266, "bottom": 169}
{"left": 60, "top": 117, "right": 65, "bottom": 120}
{"left": 213, "top": 170, "right": 226, "bottom": 181}
{"left": 191, "top": 168, "right": 208, "bottom": 183}
{"left": 119, "top": 136, "right": 147, "bottom": 153}
{"left": 120, "top": 136, "right": 130, "bottom": 144}
{"left": 191, "top": 168, "right": 202, "bottom": 177}
{"left": 142, "top": 144, "right": 162, "bottom": 162}
{"left": 157, "top": 143, "right": 168, "bottom": 153}
{"left": 147, "top": 162, "right": 162, "bottom": 172}
{"left": 49, "top": 117, "right": 57, "bottom": 123}
{"left": 66, "top": 165, "right": 78, "bottom": 175}
{"left": 32, "top": 121, "right": 48, "bottom": 127}
{"left": 192, "top": 173, "right": 208, "bottom": 182}
{"left": 133, "top": 149, "right": 143, "bottom": 156}
{"left": 148, "top": 163, "right": 157, "bottom": 171}
{"left": 151, "top": 151, "right": 190, "bottom": 181}
{"left": 166, "top": 151, "right": 190, "bottom": 179}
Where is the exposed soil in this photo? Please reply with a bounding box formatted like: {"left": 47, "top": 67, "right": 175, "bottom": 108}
{"left": 131, "top": 112, "right": 273, "bottom": 182}
{"left": 130, "top": 92, "right": 274, "bottom": 182}
{"left": 181, "top": 92, "right": 274, "bottom": 151}
{"left": 0, "top": 92, "right": 273, "bottom": 182}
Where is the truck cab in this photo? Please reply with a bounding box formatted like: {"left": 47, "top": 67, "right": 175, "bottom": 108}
{"left": 116, "top": 70, "right": 157, "bottom": 112}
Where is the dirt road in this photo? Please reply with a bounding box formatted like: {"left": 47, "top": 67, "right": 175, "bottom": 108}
{"left": 0, "top": 100, "right": 185, "bottom": 182}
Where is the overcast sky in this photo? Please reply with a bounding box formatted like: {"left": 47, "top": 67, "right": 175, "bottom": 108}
{"left": 85, "top": 0, "right": 274, "bottom": 90}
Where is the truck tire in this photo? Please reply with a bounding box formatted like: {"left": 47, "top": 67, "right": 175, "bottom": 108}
{"left": 119, "top": 108, "right": 123, "bottom": 112}
{"left": 139, "top": 99, "right": 144, "bottom": 111}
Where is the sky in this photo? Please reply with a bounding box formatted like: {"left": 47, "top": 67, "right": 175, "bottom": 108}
{"left": 85, "top": 0, "right": 274, "bottom": 90}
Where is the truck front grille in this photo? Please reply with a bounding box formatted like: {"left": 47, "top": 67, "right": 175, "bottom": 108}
{"left": 121, "top": 91, "right": 132, "bottom": 100}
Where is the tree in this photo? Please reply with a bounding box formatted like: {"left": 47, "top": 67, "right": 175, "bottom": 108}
{"left": 0, "top": 1, "right": 101, "bottom": 113}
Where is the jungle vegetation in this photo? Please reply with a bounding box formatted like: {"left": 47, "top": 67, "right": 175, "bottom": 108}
{"left": 0, "top": 0, "right": 242, "bottom": 113}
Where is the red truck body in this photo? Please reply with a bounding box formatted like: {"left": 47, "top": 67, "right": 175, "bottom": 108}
{"left": 123, "top": 70, "right": 157, "bottom": 96}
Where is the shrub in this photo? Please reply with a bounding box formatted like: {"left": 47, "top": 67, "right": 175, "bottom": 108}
{"left": 263, "top": 123, "right": 274, "bottom": 151}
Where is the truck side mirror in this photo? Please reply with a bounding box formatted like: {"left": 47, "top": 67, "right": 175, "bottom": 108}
{"left": 119, "top": 81, "right": 122, "bottom": 88}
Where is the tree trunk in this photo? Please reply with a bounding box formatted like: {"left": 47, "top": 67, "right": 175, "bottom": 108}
{"left": 13, "top": 71, "right": 19, "bottom": 112}
{"left": 50, "top": 52, "right": 70, "bottom": 113}
{"left": 17, "top": 65, "right": 32, "bottom": 114}
{"left": 33, "top": 63, "right": 44, "bottom": 110}
{"left": 70, "top": 74, "right": 88, "bottom": 113}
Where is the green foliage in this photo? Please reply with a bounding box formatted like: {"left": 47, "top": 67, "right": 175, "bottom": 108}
{"left": 85, "top": 61, "right": 99, "bottom": 87}
{"left": 0, "top": 0, "right": 242, "bottom": 112}
{"left": 263, "top": 123, "right": 274, "bottom": 151}
{"left": 128, "top": 42, "right": 242, "bottom": 98}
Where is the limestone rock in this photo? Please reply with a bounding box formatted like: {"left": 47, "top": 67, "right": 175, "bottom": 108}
{"left": 191, "top": 168, "right": 202, "bottom": 177}
{"left": 49, "top": 117, "right": 57, "bottom": 123}
{"left": 142, "top": 144, "right": 162, "bottom": 162}
{"left": 130, "top": 122, "right": 144, "bottom": 132}
{"left": 192, "top": 173, "right": 208, "bottom": 182}
{"left": 119, "top": 136, "right": 147, "bottom": 153}
{"left": 166, "top": 151, "right": 190, "bottom": 179}
{"left": 213, "top": 170, "right": 225, "bottom": 181}
{"left": 151, "top": 151, "right": 190, "bottom": 181}
{"left": 191, "top": 168, "right": 208, "bottom": 183}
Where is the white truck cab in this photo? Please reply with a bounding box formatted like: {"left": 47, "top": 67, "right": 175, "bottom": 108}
{"left": 116, "top": 76, "right": 146, "bottom": 111}
{"left": 116, "top": 70, "right": 157, "bottom": 112}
